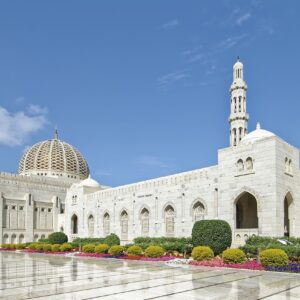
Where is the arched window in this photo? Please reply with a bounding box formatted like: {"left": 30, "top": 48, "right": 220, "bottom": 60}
{"left": 120, "top": 210, "right": 128, "bottom": 241}
{"left": 246, "top": 157, "right": 253, "bottom": 170}
{"left": 71, "top": 214, "right": 78, "bottom": 234}
{"left": 34, "top": 234, "right": 39, "bottom": 242}
{"left": 3, "top": 234, "right": 9, "bottom": 244}
{"left": 88, "top": 215, "right": 94, "bottom": 237}
{"left": 285, "top": 157, "right": 289, "bottom": 173}
{"left": 237, "top": 159, "right": 244, "bottom": 172}
{"left": 140, "top": 208, "right": 150, "bottom": 235}
{"left": 103, "top": 213, "right": 110, "bottom": 235}
{"left": 236, "top": 192, "right": 258, "bottom": 229}
{"left": 193, "top": 201, "right": 205, "bottom": 222}
{"left": 19, "top": 234, "right": 25, "bottom": 244}
{"left": 165, "top": 205, "right": 175, "bottom": 237}
{"left": 60, "top": 226, "right": 64, "bottom": 232}
{"left": 284, "top": 192, "right": 293, "bottom": 237}
{"left": 11, "top": 234, "right": 16, "bottom": 244}
{"left": 41, "top": 234, "right": 45, "bottom": 240}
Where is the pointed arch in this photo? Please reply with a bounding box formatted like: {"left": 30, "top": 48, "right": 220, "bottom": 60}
{"left": 120, "top": 209, "right": 129, "bottom": 241}
{"left": 284, "top": 191, "right": 294, "bottom": 236}
{"left": 234, "top": 190, "right": 258, "bottom": 229}
{"left": 139, "top": 206, "right": 150, "bottom": 236}
{"left": 87, "top": 214, "right": 94, "bottom": 237}
{"left": 71, "top": 214, "right": 78, "bottom": 234}
{"left": 164, "top": 204, "right": 175, "bottom": 237}
{"left": 190, "top": 198, "right": 207, "bottom": 221}
{"left": 103, "top": 211, "right": 110, "bottom": 235}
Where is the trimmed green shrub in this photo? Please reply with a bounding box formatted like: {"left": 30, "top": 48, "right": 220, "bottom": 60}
{"left": 127, "top": 245, "right": 143, "bottom": 256}
{"left": 192, "top": 220, "right": 232, "bottom": 255}
{"left": 43, "top": 244, "right": 52, "bottom": 252}
{"left": 35, "top": 244, "right": 45, "bottom": 251}
{"left": 38, "top": 238, "right": 49, "bottom": 244}
{"left": 71, "top": 238, "right": 105, "bottom": 248}
{"left": 108, "top": 245, "right": 124, "bottom": 256}
{"left": 28, "top": 243, "right": 37, "bottom": 250}
{"left": 15, "top": 244, "right": 26, "bottom": 250}
{"left": 48, "top": 232, "right": 68, "bottom": 244}
{"left": 260, "top": 249, "right": 288, "bottom": 267}
{"left": 191, "top": 246, "right": 214, "bottom": 261}
{"left": 82, "top": 244, "right": 96, "bottom": 253}
{"left": 94, "top": 244, "right": 110, "bottom": 254}
{"left": 1, "top": 244, "right": 12, "bottom": 249}
{"left": 104, "top": 234, "right": 120, "bottom": 246}
{"left": 60, "top": 243, "right": 73, "bottom": 252}
{"left": 144, "top": 245, "right": 165, "bottom": 258}
{"left": 222, "top": 248, "right": 246, "bottom": 264}
{"left": 133, "top": 237, "right": 193, "bottom": 254}
{"left": 51, "top": 244, "right": 61, "bottom": 252}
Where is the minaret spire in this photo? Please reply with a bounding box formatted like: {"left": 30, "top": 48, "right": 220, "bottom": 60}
{"left": 229, "top": 57, "right": 249, "bottom": 146}
{"left": 54, "top": 127, "right": 59, "bottom": 140}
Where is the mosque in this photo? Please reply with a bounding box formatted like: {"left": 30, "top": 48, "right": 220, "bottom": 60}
{"left": 0, "top": 59, "right": 299, "bottom": 246}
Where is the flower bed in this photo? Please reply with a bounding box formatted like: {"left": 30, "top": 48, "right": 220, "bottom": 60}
{"left": 265, "top": 263, "right": 300, "bottom": 273}
{"left": 189, "top": 257, "right": 264, "bottom": 270}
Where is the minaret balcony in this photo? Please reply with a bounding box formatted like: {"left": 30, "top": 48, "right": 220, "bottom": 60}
{"left": 228, "top": 113, "right": 249, "bottom": 122}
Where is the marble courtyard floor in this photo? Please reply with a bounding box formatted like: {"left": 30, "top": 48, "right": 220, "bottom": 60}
{"left": 1, "top": 252, "right": 300, "bottom": 299}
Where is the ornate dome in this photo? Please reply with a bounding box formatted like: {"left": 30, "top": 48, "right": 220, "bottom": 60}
{"left": 241, "top": 123, "right": 275, "bottom": 145}
{"left": 19, "top": 130, "right": 89, "bottom": 180}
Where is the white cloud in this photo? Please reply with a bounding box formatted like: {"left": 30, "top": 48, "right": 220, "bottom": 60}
{"left": 162, "top": 19, "right": 179, "bottom": 30}
{"left": 158, "top": 70, "right": 189, "bottom": 88}
{"left": 136, "top": 155, "right": 171, "bottom": 168}
{"left": 0, "top": 105, "right": 48, "bottom": 147}
{"left": 28, "top": 104, "right": 48, "bottom": 115}
{"left": 236, "top": 13, "right": 251, "bottom": 26}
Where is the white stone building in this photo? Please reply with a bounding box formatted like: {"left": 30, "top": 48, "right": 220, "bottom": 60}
{"left": 1, "top": 59, "right": 299, "bottom": 246}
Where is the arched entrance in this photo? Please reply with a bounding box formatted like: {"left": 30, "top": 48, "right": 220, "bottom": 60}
{"left": 284, "top": 192, "right": 293, "bottom": 236}
{"left": 235, "top": 192, "right": 258, "bottom": 229}
{"left": 71, "top": 214, "right": 78, "bottom": 234}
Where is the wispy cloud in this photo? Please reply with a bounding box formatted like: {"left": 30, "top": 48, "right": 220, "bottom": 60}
{"left": 158, "top": 70, "right": 189, "bottom": 88}
{"left": 0, "top": 105, "right": 48, "bottom": 147}
{"left": 162, "top": 19, "right": 179, "bottom": 30}
{"left": 135, "top": 155, "right": 171, "bottom": 168}
{"left": 236, "top": 12, "right": 251, "bottom": 26}
{"left": 28, "top": 104, "right": 48, "bottom": 115}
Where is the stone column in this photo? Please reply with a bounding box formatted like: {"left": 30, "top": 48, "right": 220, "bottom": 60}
{"left": 25, "top": 193, "right": 34, "bottom": 242}
{"left": 0, "top": 192, "right": 3, "bottom": 244}
{"left": 52, "top": 196, "right": 59, "bottom": 232}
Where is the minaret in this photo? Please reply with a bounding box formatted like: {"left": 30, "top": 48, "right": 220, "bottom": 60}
{"left": 229, "top": 57, "right": 249, "bottom": 146}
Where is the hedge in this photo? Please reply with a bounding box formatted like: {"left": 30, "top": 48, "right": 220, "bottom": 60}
{"left": 192, "top": 220, "right": 232, "bottom": 255}
{"left": 72, "top": 234, "right": 120, "bottom": 248}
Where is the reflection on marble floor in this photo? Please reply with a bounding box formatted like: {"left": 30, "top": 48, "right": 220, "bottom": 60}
{"left": 1, "top": 252, "right": 300, "bottom": 299}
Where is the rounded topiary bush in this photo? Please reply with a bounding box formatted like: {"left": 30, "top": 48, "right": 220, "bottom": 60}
{"left": 144, "top": 245, "right": 165, "bottom": 258}
{"left": 35, "top": 244, "right": 45, "bottom": 251}
{"left": 127, "top": 245, "right": 143, "bottom": 256}
{"left": 15, "top": 244, "right": 26, "bottom": 250}
{"left": 48, "top": 232, "right": 68, "bottom": 244}
{"left": 104, "top": 234, "right": 120, "bottom": 246}
{"left": 95, "top": 244, "right": 110, "bottom": 254}
{"left": 43, "top": 244, "right": 52, "bottom": 252}
{"left": 192, "top": 220, "right": 232, "bottom": 255}
{"left": 222, "top": 248, "right": 246, "bottom": 264}
{"left": 259, "top": 249, "right": 288, "bottom": 267}
{"left": 51, "top": 244, "right": 61, "bottom": 252}
{"left": 28, "top": 243, "right": 37, "bottom": 250}
{"left": 82, "top": 244, "right": 95, "bottom": 253}
{"left": 60, "top": 243, "right": 73, "bottom": 252}
{"left": 108, "top": 245, "right": 124, "bottom": 256}
{"left": 191, "top": 246, "right": 214, "bottom": 261}
{"left": 1, "top": 244, "right": 12, "bottom": 249}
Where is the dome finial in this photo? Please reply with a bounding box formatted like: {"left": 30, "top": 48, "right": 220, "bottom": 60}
{"left": 237, "top": 55, "right": 240, "bottom": 61}
{"left": 256, "top": 122, "right": 261, "bottom": 130}
{"left": 54, "top": 127, "right": 58, "bottom": 139}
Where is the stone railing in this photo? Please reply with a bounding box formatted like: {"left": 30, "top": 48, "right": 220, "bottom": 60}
{"left": 233, "top": 228, "right": 259, "bottom": 247}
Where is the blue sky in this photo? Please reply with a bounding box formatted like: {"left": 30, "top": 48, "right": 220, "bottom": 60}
{"left": 0, "top": 0, "right": 299, "bottom": 186}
